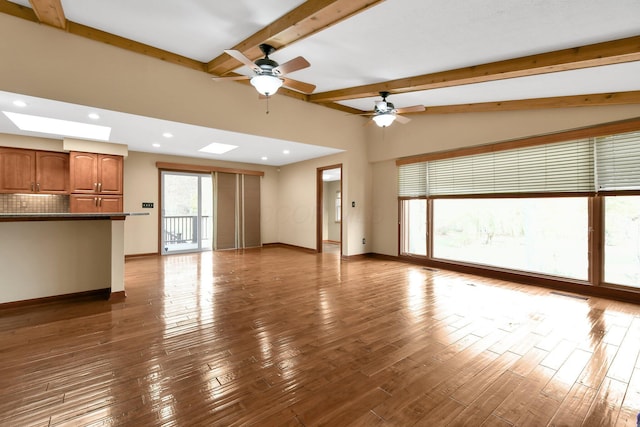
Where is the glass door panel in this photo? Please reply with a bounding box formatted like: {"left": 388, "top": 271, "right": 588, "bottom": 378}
{"left": 161, "top": 171, "right": 212, "bottom": 254}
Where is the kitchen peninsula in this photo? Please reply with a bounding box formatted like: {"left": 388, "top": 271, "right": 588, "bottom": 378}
{"left": 0, "top": 212, "right": 146, "bottom": 305}
{"left": 0, "top": 137, "right": 139, "bottom": 305}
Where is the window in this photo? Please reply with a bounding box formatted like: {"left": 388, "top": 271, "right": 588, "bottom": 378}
{"left": 335, "top": 190, "right": 341, "bottom": 222}
{"left": 397, "top": 122, "right": 640, "bottom": 290}
{"left": 401, "top": 199, "right": 427, "bottom": 256}
{"left": 604, "top": 195, "right": 640, "bottom": 287}
{"left": 432, "top": 198, "right": 589, "bottom": 280}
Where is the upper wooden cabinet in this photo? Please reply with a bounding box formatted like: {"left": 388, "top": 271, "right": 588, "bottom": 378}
{"left": 70, "top": 152, "right": 123, "bottom": 195}
{"left": 0, "top": 148, "right": 68, "bottom": 194}
{"left": 36, "top": 151, "right": 70, "bottom": 193}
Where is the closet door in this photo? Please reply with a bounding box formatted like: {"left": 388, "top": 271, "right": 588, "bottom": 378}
{"left": 243, "top": 175, "right": 261, "bottom": 248}
{"left": 215, "top": 172, "right": 238, "bottom": 250}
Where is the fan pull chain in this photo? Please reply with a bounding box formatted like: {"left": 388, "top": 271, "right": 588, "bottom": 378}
{"left": 266, "top": 95, "right": 270, "bottom": 114}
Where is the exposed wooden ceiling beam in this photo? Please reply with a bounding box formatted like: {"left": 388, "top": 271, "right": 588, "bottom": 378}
{"left": 67, "top": 21, "right": 206, "bottom": 72}
{"left": 29, "top": 0, "right": 65, "bottom": 29}
{"left": 416, "top": 91, "right": 640, "bottom": 114}
{"left": 206, "top": 0, "right": 384, "bottom": 76}
{"left": 310, "top": 36, "right": 640, "bottom": 103}
{"left": 0, "top": 0, "right": 38, "bottom": 22}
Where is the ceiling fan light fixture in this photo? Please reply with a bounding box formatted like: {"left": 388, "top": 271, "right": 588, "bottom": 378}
{"left": 250, "top": 75, "right": 283, "bottom": 96}
{"left": 372, "top": 113, "right": 396, "bottom": 128}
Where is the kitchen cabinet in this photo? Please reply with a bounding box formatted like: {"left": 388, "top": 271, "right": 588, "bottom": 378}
{"left": 70, "top": 152, "right": 123, "bottom": 195}
{"left": 70, "top": 195, "right": 123, "bottom": 213}
{"left": 0, "top": 148, "right": 68, "bottom": 194}
{"left": 36, "top": 151, "right": 70, "bottom": 193}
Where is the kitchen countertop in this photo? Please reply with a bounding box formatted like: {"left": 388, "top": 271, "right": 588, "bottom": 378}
{"left": 0, "top": 212, "right": 149, "bottom": 221}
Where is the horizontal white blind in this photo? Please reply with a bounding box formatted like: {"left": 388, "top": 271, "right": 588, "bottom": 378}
{"left": 595, "top": 131, "right": 640, "bottom": 191}
{"left": 429, "top": 139, "right": 594, "bottom": 196}
{"left": 398, "top": 162, "right": 427, "bottom": 197}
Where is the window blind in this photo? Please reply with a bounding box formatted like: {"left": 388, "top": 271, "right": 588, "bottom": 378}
{"left": 399, "top": 138, "right": 595, "bottom": 197}
{"left": 595, "top": 131, "right": 640, "bottom": 191}
{"left": 398, "top": 162, "right": 427, "bottom": 197}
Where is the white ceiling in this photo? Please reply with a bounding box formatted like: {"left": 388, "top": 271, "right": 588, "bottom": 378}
{"left": 2, "top": 0, "right": 639, "bottom": 164}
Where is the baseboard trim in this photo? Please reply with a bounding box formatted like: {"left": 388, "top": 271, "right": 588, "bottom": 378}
{"left": 125, "top": 252, "right": 159, "bottom": 260}
{"left": 262, "top": 242, "right": 317, "bottom": 254}
{"left": 0, "top": 288, "right": 111, "bottom": 310}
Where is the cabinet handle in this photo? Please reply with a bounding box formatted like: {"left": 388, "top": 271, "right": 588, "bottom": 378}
{"left": 98, "top": 182, "right": 102, "bottom": 192}
{"left": 94, "top": 197, "right": 98, "bottom": 207}
{"left": 31, "top": 183, "right": 35, "bottom": 192}
{"left": 94, "top": 182, "right": 98, "bottom": 192}
{"left": 36, "top": 183, "right": 40, "bottom": 192}
{"left": 98, "top": 197, "right": 102, "bottom": 207}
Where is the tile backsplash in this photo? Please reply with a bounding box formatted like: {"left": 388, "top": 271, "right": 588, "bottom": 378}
{"left": 0, "top": 194, "right": 69, "bottom": 213}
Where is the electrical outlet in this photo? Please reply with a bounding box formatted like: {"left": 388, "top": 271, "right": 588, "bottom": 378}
{"left": 362, "top": 238, "right": 366, "bottom": 244}
{"left": 142, "top": 202, "right": 154, "bottom": 208}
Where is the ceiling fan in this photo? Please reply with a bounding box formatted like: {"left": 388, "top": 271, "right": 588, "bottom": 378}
{"left": 212, "top": 43, "right": 316, "bottom": 96}
{"left": 364, "top": 91, "right": 426, "bottom": 127}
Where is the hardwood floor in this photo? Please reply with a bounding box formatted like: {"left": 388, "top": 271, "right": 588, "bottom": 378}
{"left": 1, "top": 246, "right": 639, "bottom": 426}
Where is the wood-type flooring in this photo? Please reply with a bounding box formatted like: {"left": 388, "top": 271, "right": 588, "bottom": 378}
{"left": 1, "top": 246, "right": 639, "bottom": 426}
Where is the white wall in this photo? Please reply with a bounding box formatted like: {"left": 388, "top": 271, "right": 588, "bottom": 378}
{"left": 366, "top": 106, "right": 640, "bottom": 163}
{"left": 0, "top": 220, "right": 111, "bottom": 303}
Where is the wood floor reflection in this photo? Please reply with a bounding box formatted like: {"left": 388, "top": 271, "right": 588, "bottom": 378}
{"left": 1, "top": 246, "right": 640, "bottom": 426}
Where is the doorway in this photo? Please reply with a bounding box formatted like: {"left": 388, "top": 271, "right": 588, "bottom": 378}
{"left": 316, "top": 164, "right": 342, "bottom": 254}
{"left": 161, "top": 171, "right": 213, "bottom": 254}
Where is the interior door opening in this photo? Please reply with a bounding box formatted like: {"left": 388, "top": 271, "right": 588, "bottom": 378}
{"left": 316, "top": 165, "right": 342, "bottom": 254}
{"left": 161, "top": 171, "right": 212, "bottom": 254}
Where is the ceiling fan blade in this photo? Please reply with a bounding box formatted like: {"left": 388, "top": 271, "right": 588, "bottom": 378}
{"left": 395, "top": 104, "right": 425, "bottom": 114}
{"left": 211, "top": 75, "right": 250, "bottom": 82}
{"left": 224, "top": 49, "right": 261, "bottom": 73}
{"left": 282, "top": 77, "right": 316, "bottom": 94}
{"left": 395, "top": 114, "right": 411, "bottom": 124}
{"left": 273, "top": 56, "right": 310, "bottom": 75}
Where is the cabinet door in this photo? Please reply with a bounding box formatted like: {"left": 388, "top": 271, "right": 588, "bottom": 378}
{"left": 36, "top": 152, "right": 69, "bottom": 193}
{"left": 98, "top": 155, "right": 123, "bottom": 194}
{"left": 70, "top": 195, "right": 99, "bottom": 213}
{"left": 0, "top": 148, "right": 36, "bottom": 193}
{"left": 70, "top": 152, "right": 98, "bottom": 193}
{"left": 99, "top": 196, "right": 123, "bottom": 212}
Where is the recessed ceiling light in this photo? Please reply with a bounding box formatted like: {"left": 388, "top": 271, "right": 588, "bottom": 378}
{"left": 162, "top": 132, "right": 173, "bottom": 138}
{"left": 283, "top": 150, "right": 290, "bottom": 155}
{"left": 152, "top": 143, "right": 161, "bottom": 148}
{"left": 88, "top": 113, "right": 100, "bottom": 120}
{"left": 12, "top": 100, "right": 27, "bottom": 107}
{"left": 2, "top": 111, "right": 111, "bottom": 141}
{"left": 261, "top": 156, "right": 268, "bottom": 161}
{"left": 199, "top": 142, "right": 238, "bottom": 154}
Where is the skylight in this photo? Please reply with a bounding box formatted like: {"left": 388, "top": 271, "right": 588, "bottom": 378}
{"left": 3, "top": 111, "right": 111, "bottom": 141}
{"left": 199, "top": 142, "right": 238, "bottom": 154}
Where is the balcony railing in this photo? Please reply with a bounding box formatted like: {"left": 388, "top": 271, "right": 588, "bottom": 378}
{"left": 163, "top": 215, "right": 211, "bottom": 245}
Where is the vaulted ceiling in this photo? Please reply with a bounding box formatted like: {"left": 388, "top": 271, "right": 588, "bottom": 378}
{"left": 0, "top": 0, "right": 639, "bottom": 163}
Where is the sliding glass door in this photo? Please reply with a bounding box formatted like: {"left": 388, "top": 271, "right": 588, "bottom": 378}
{"left": 161, "top": 171, "right": 212, "bottom": 254}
